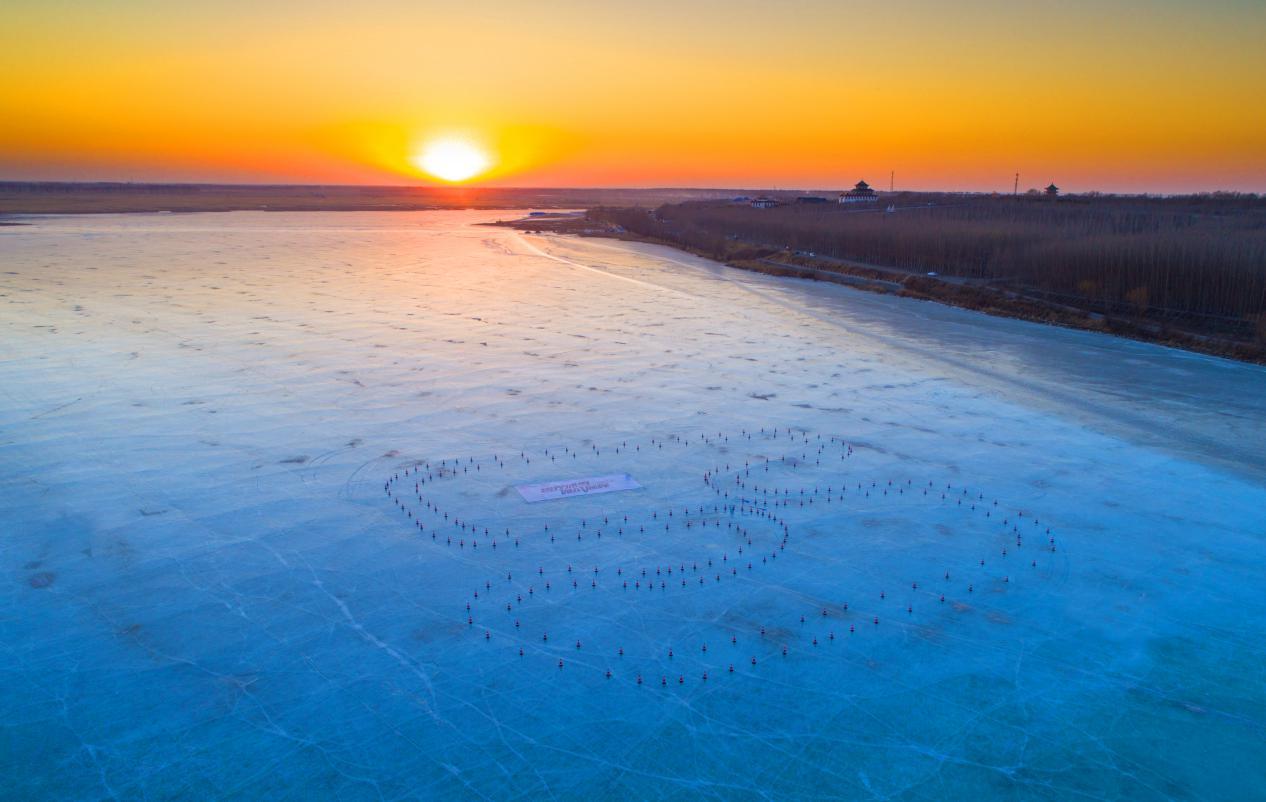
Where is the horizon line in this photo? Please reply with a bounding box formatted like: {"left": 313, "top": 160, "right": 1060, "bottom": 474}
{"left": 2, "top": 179, "right": 1262, "bottom": 197}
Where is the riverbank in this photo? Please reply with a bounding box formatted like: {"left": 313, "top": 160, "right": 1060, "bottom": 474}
{"left": 487, "top": 211, "right": 1266, "bottom": 365}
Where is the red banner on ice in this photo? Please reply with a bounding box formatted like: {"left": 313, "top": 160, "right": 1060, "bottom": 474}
{"left": 515, "top": 474, "right": 641, "bottom": 503}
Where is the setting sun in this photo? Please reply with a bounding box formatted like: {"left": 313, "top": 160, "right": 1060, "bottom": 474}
{"left": 414, "top": 138, "right": 490, "bottom": 183}
{"left": 4, "top": 0, "right": 1266, "bottom": 798}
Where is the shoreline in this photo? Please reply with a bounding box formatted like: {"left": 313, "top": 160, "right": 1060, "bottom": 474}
{"left": 5, "top": 201, "right": 1261, "bottom": 366}
{"left": 487, "top": 214, "right": 1266, "bottom": 366}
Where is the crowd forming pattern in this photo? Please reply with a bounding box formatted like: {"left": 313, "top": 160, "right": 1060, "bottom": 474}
{"left": 383, "top": 428, "right": 1061, "bottom": 688}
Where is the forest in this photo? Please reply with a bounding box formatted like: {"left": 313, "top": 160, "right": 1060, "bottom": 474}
{"left": 592, "top": 194, "right": 1266, "bottom": 343}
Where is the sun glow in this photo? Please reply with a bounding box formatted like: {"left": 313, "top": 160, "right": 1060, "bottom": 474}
{"left": 414, "top": 138, "right": 491, "bottom": 182}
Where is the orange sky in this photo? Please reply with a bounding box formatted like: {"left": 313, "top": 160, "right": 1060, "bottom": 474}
{"left": 2, "top": 0, "right": 1264, "bottom": 192}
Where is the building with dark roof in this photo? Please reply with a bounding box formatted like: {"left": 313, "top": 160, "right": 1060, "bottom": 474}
{"left": 839, "top": 180, "right": 878, "bottom": 203}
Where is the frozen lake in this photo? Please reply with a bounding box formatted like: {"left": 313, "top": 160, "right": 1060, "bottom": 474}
{"left": 2, "top": 211, "right": 1265, "bottom": 800}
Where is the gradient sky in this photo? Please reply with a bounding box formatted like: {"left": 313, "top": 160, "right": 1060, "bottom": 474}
{"left": 3, "top": 0, "right": 1264, "bottom": 191}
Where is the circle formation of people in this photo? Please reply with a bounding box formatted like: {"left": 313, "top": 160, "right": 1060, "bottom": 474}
{"left": 383, "top": 428, "right": 1060, "bottom": 688}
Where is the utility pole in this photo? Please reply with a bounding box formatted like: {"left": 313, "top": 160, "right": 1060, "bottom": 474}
{"left": 1014, "top": 172, "right": 1019, "bottom": 196}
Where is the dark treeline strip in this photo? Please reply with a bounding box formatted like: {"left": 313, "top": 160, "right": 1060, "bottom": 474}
{"left": 593, "top": 194, "right": 1266, "bottom": 337}
{"left": 0, "top": 182, "right": 740, "bottom": 215}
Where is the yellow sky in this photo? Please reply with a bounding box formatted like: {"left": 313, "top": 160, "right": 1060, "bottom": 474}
{"left": 2, "top": 0, "right": 1264, "bottom": 191}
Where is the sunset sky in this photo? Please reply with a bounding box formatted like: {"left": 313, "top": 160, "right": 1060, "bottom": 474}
{"left": 3, "top": 0, "right": 1264, "bottom": 192}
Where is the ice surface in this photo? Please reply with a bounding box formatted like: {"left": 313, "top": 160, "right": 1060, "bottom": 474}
{"left": 1, "top": 211, "right": 1264, "bottom": 799}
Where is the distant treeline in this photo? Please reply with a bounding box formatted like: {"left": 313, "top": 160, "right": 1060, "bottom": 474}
{"left": 0, "top": 182, "right": 739, "bottom": 214}
{"left": 594, "top": 194, "right": 1266, "bottom": 338}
